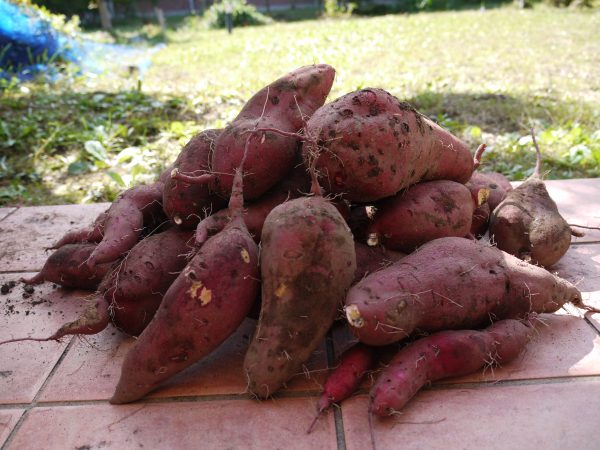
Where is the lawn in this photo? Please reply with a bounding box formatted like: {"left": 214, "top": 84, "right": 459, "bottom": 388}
{"left": 1, "top": 5, "right": 599, "bottom": 205}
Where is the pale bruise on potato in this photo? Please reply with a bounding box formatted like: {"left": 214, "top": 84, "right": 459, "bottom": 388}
{"left": 344, "top": 237, "right": 582, "bottom": 346}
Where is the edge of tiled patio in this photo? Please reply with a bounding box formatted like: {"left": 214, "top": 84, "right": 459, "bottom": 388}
{"left": 1, "top": 178, "right": 599, "bottom": 450}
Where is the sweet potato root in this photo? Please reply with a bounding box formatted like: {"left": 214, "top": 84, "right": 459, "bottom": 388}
{"left": 21, "top": 243, "right": 115, "bottom": 290}
{"left": 303, "top": 88, "right": 475, "bottom": 202}
{"left": 353, "top": 242, "right": 405, "bottom": 285}
{"left": 243, "top": 176, "right": 356, "bottom": 399}
{"left": 210, "top": 64, "right": 335, "bottom": 200}
{"left": 86, "top": 182, "right": 166, "bottom": 268}
{"left": 163, "top": 129, "right": 226, "bottom": 228}
{"left": 369, "top": 318, "right": 535, "bottom": 416}
{"left": 110, "top": 141, "right": 260, "bottom": 404}
{"left": 489, "top": 132, "right": 577, "bottom": 267}
{"left": 365, "top": 180, "right": 477, "bottom": 252}
{"left": 344, "top": 237, "right": 583, "bottom": 346}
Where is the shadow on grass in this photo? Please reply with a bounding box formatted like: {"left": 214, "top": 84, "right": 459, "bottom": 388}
{"left": 0, "top": 86, "right": 203, "bottom": 206}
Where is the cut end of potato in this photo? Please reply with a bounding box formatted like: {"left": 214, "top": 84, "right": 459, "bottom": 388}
{"left": 367, "top": 233, "right": 380, "bottom": 247}
{"left": 345, "top": 304, "right": 365, "bottom": 328}
{"left": 170, "top": 168, "right": 179, "bottom": 179}
{"left": 477, "top": 188, "right": 490, "bottom": 207}
{"left": 173, "top": 215, "right": 183, "bottom": 225}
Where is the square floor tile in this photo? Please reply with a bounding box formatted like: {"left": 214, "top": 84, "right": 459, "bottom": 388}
{"left": 40, "top": 317, "right": 328, "bottom": 403}
{"left": 0, "top": 273, "right": 94, "bottom": 404}
{"left": 0, "top": 208, "right": 16, "bottom": 222}
{"left": 9, "top": 398, "right": 337, "bottom": 450}
{"left": 550, "top": 243, "right": 600, "bottom": 290}
{"left": 0, "top": 204, "right": 108, "bottom": 272}
{"left": 543, "top": 179, "right": 600, "bottom": 243}
{"left": 0, "top": 409, "right": 24, "bottom": 447}
{"left": 342, "top": 379, "right": 600, "bottom": 450}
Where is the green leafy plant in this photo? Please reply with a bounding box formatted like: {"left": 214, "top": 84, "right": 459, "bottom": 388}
{"left": 204, "top": 0, "right": 273, "bottom": 29}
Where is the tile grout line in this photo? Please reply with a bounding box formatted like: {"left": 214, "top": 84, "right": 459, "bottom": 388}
{"left": 1, "top": 337, "right": 76, "bottom": 450}
{"left": 0, "top": 208, "right": 20, "bottom": 224}
{"left": 325, "top": 330, "right": 347, "bottom": 450}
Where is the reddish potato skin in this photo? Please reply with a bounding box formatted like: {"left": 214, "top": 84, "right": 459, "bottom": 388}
{"left": 110, "top": 221, "right": 259, "bottom": 404}
{"left": 21, "top": 244, "right": 114, "bottom": 290}
{"left": 87, "top": 182, "right": 165, "bottom": 267}
{"left": 211, "top": 65, "right": 335, "bottom": 200}
{"left": 353, "top": 242, "right": 405, "bottom": 285}
{"left": 102, "top": 227, "right": 194, "bottom": 336}
{"left": 243, "top": 196, "right": 356, "bottom": 399}
{"left": 365, "top": 180, "right": 475, "bottom": 252}
{"left": 370, "top": 319, "right": 534, "bottom": 416}
{"left": 317, "top": 343, "right": 377, "bottom": 411}
{"left": 344, "top": 237, "right": 581, "bottom": 346}
{"left": 303, "top": 88, "right": 474, "bottom": 202}
{"left": 162, "top": 130, "right": 226, "bottom": 229}
{"left": 51, "top": 211, "right": 108, "bottom": 249}
{"left": 489, "top": 179, "right": 571, "bottom": 268}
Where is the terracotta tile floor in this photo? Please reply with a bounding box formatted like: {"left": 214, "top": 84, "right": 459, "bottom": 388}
{"left": 1, "top": 179, "right": 599, "bottom": 450}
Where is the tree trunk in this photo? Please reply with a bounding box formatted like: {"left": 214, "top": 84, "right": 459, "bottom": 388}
{"left": 98, "top": 0, "right": 112, "bottom": 30}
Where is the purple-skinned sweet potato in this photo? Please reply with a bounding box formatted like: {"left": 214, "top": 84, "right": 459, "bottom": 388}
{"left": 489, "top": 133, "right": 579, "bottom": 267}
{"left": 85, "top": 182, "right": 166, "bottom": 268}
{"left": 243, "top": 174, "right": 356, "bottom": 399}
{"left": 365, "top": 180, "right": 478, "bottom": 252}
{"left": 369, "top": 318, "right": 535, "bottom": 416}
{"left": 110, "top": 139, "right": 260, "bottom": 404}
{"left": 210, "top": 64, "right": 335, "bottom": 200}
{"left": 303, "top": 88, "right": 475, "bottom": 202}
{"left": 163, "top": 129, "right": 226, "bottom": 228}
{"left": 353, "top": 241, "right": 405, "bottom": 285}
{"left": 102, "top": 226, "right": 195, "bottom": 336}
{"left": 344, "top": 237, "right": 584, "bottom": 346}
{"left": 195, "top": 158, "right": 311, "bottom": 245}
{"left": 21, "top": 243, "right": 115, "bottom": 290}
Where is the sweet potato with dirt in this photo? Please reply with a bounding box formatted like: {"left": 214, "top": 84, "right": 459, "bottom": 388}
{"left": 489, "top": 133, "right": 580, "bottom": 267}
{"left": 163, "top": 129, "right": 226, "bottom": 228}
{"left": 353, "top": 242, "right": 405, "bottom": 285}
{"left": 365, "top": 180, "right": 479, "bottom": 252}
{"left": 243, "top": 175, "right": 356, "bottom": 399}
{"left": 303, "top": 88, "right": 475, "bottom": 202}
{"left": 110, "top": 144, "right": 260, "bottom": 404}
{"left": 50, "top": 210, "right": 108, "bottom": 249}
{"left": 369, "top": 318, "right": 535, "bottom": 416}
{"left": 209, "top": 64, "right": 335, "bottom": 200}
{"left": 102, "top": 226, "right": 194, "bottom": 336}
{"left": 344, "top": 237, "right": 584, "bottom": 346}
{"left": 21, "top": 243, "right": 115, "bottom": 290}
{"left": 195, "top": 159, "right": 311, "bottom": 245}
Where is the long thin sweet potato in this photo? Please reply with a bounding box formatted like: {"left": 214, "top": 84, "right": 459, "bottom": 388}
{"left": 369, "top": 318, "right": 535, "bottom": 416}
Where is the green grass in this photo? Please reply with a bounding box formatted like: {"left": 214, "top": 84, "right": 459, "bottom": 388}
{"left": 1, "top": 5, "right": 599, "bottom": 206}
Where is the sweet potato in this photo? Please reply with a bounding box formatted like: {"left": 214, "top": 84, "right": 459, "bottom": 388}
{"left": 344, "top": 237, "right": 583, "bottom": 346}
{"left": 210, "top": 64, "right": 335, "bottom": 200}
{"left": 195, "top": 159, "right": 311, "bottom": 245}
{"left": 163, "top": 129, "right": 226, "bottom": 228}
{"left": 50, "top": 210, "right": 108, "bottom": 249}
{"left": 85, "top": 182, "right": 166, "bottom": 268}
{"left": 466, "top": 171, "right": 511, "bottom": 237}
{"left": 353, "top": 242, "right": 405, "bottom": 285}
{"left": 308, "top": 342, "right": 377, "bottom": 432}
{"left": 365, "top": 180, "right": 478, "bottom": 252}
{"left": 110, "top": 141, "right": 260, "bottom": 404}
{"left": 21, "top": 243, "right": 115, "bottom": 290}
{"left": 369, "top": 318, "right": 535, "bottom": 416}
{"left": 243, "top": 175, "right": 356, "bottom": 399}
{"left": 303, "top": 88, "right": 475, "bottom": 202}
{"left": 489, "top": 133, "right": 578, "bottom": 267}
{"left": 102, "top": 226, "right": 194, "bottom": 336}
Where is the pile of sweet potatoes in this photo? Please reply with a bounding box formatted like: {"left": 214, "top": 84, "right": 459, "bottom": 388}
{"left": 7, "top": 63, "right": 596, "bottom": 427}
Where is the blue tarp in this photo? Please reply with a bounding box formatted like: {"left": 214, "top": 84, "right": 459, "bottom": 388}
{"left": 0, "top": 0, "right": 160, "bottom": 81}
